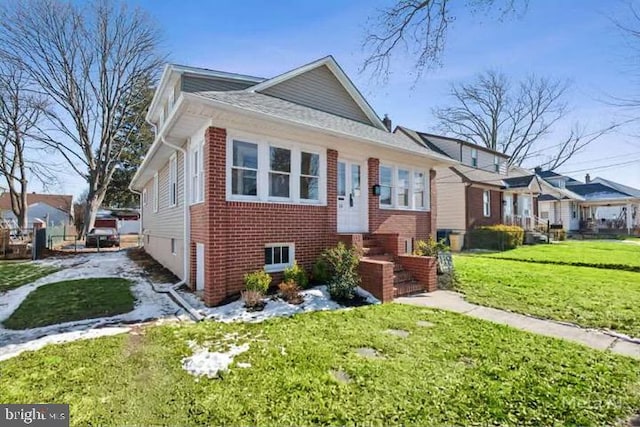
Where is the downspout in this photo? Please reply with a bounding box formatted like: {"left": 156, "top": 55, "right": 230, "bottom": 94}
{"left": 160, "top": 135, "right": 202, "bottom": 322}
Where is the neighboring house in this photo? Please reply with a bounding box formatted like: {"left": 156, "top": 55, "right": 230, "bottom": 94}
{"left": 0, "top": 193, "right": 73, "bottom": 228}
{"left": 130, "top": 56, "right": 455, "bottom": 306}
{"left": 537, "top": 170, "right": 640, "bottom": 234}
{"left": 396, "top": 128, "right": 543, "bottom": 239}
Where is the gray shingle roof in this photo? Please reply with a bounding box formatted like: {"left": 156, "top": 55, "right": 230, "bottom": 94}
{"left": 448, "top": 164, "right": 531, "bottom": 187}
{"left": 190, "top": 91, "right": 455, "bottom": 162}
{"left": 503, "top": 175, "right": 535, "bottom": 189}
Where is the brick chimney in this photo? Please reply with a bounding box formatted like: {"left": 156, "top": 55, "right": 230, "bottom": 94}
{"left": 585, "top": 173, "right": 591, "bottom": 183}
{"left": 382, "top": 114, "right": 392, "bottom": 131}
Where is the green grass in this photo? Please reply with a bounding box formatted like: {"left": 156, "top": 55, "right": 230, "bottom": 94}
{"left": 1, "top": 304, "right": 639, "bottom": 426}
{"left": 3, "top": 278, "right": 135, "bottom": 330}
{"left": 455, "top": 255, "right": 640, "bottom": 336}
{"left": 481, "top": 240, "right": 640, "bottom": 271}
{"left": 0, "top": 261, "right": 59, "bottom": 292}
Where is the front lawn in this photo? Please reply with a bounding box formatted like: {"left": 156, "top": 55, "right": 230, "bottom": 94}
{"left": 481, "top": 240, "right": 640, "bottom": 271}
{"left": 1, "top": 304, "right": 639, "bottom": 426}
{"left": 0, "top": 261, "right": 59, "bottom": 292}
{"left": 3, "top": 278, "right": 135, "bottom": 329}
{"left": 455, "top": 256, "right": 640, "bottom": 336}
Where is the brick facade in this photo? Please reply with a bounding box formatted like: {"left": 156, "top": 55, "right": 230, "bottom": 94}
{"left": 467, "top": 187, "right": 503, "bottom": 229}
{"left": 190, "top": 127, "right": 438, "bottom": 306}
{"left": 367, "top": 157, "right": 433, "bottom": 241}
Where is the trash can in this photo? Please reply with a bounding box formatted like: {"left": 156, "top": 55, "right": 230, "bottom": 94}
{"left": 449, "top": 232, "right": 464, "bottom": 252}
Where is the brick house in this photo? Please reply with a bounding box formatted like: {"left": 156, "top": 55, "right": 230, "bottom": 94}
{"left": 130, "top": 56, "right": 455, "bottom": 305}
{"left": 396, "top": 127, "right": 542, "bottom": 244}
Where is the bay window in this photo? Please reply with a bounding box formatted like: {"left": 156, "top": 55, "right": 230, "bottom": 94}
{"left": 379, "top": 164, "right": 429, "bottom": 211}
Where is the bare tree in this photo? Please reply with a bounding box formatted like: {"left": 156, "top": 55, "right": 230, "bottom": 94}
{"left": 434, "top": 70, "right": 618, "bottom": 169}
{"left": 362, "top": 0, "right": 527, "bottom": 80}
{"left": 0, "top": 0, "right": 164, "bottom": 236}
{"left": 0, "top": 60, "right": 55, "bottom": 230}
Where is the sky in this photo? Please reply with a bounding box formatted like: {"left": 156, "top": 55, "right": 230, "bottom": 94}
{"left": 46, "top": 0, "right": 640, "bottom": 197}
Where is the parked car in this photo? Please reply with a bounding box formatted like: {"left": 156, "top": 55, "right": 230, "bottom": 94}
{"left": 85, "top": 227, "right": 120, "bottom": 248}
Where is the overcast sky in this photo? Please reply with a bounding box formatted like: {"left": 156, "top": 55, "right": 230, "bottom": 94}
{"left": 47, "top": 0, "right": 640, "bottom": 197}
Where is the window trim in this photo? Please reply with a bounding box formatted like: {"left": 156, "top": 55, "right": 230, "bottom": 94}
{"left": 471, "top": 148, "right": 478, "bottom": 168}
{"left": 142, "top": 188, "right": 148, "bottom": 207}
{"left": 171, "top": 238, "right": 177, "bottom": 256}
{"left": 268, "top": 144, "right": 292, "bottom": 200}
{"left": 225, "top": 131, "right": 327, "bottom": 205}
{"left": 494, "top": 155, "right": 500, "bottom": 173}
{"left": 300, "top": 150, "right": 321, "bottom": 201}
{"left": 190, "top": 140, "right": 205, "bottom": 205}
{"left": 264, "top": 242, "right": 295, "bottom": 273}
{"left": 231, "top": 140, "right": 259, "bottom": 199}
{"left": 379, "top": 163, "right": 430, "bottom": 211}
{"left": 169, "top": 153, "right": 178, "bottom": 207}
{"left": 483, "top": 190, "right": 491, "bottom": 217}
{"left": 153, "top": 172, "right": 159, "bottom": 213}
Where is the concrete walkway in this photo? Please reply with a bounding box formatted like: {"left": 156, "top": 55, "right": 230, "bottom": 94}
{"left": 397, "top": 291, "right": 640, "bottom": 359}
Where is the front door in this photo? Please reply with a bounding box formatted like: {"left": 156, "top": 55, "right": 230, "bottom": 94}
{"left": 337, "top": 159, "right": 366, "bottom": 233}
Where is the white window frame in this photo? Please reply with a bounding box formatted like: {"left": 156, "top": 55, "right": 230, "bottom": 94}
{"left": 379, "top": 165, "right": 393, "bottom": 207}
{"left": 471, "top": 149, "right": 478, "bottom": 168}
{"left": 268, "top": 145, "right": 292, "bottom": 200}
{"left": 396, "top": 168, "right": 410, "bottom": 208}
{"left": 483, "top": 190, "right": 491, "bottom": 217}
{"left": 171, "top": 238, "right": 177, "bottom": 255}
{"left": 413, "top": 171, "right": 427, "bottom": 209}
{"left": 300, "top": 150, "right": 321, "bottom": 201}
{"left": 379, "top": 163, "right": 430, "bottom": 211}
{"left": 169, "top": 153, "right": 178, "bottom": 207}
{"left": 142, "top": 188, "right": 147, "bottom": 207}
{"left": 494, "top": 155, "right": 500, "bottom": 172}
{"left": 264, "top": 243, "right": 295, "bottom": 273}
{"left": 225, "top": 131, "right": 327, "bottom": 205}
{"left": 153, "top": 172, "right": 159, "bottom": 213}
{"left": 190, "top": 140, "right": 204, "bottom": 205}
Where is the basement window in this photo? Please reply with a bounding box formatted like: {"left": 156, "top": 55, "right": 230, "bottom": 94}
{"left": 264, "top": 243, "right": 294, "bottom": 272}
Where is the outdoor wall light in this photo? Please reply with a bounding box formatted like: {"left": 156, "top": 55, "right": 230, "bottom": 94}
{"left": 372, "top": 184, "right": 381, "bottom": 197}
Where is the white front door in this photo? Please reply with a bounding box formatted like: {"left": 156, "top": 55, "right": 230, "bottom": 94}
{"left": 337, "top": 159, "right": 366, "bottom": 233}
{"left": 196, "top": 243, "right": 205, "bottom": 291}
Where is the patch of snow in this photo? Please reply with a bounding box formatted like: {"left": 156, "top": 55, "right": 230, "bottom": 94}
{"left": 180, "top": 285, "right": 344, "bottom": 323}
{"left": 0, "top": 251, "right": 183, "bottom": 349}
{"left": 182, "top": 340, "right": 250, "bottom": 378}
{"left": 0, "top": 327, "right": 130, "bottom": 362}
{"left": 237, "top": 362, "right": 251, "bottom": 368}
{"left": 356, "top": 286, "right": 380, "bottom": 304}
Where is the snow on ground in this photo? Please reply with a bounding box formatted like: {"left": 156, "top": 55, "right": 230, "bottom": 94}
{"left": 179, "top": 285, "right": 379, "bottom": 323}
{"left": 182, "top": 340, "right": 250, "bottom": 378}
{"left": 0, "top": 251, "right": 183, "bottom": 351}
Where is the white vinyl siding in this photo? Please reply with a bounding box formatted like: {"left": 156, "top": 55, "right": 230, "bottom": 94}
{"left": 226, "top": 134, "right": 326, "bottom": 205}
{"left": 190, "top": 141, "right": 204, "bottom": 204}
{"left": 379, "top": 164, "right": 429, "bottom": 211}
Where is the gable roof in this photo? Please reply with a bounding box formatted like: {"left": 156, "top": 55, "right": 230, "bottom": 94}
{"left": 565, "top": 183, "right": 633, "bottom": 201}
{"left": 0, "top": 193, "right": 72, "bottom": 213}
{"left": 537, "top": 170, "right": 581, "bottom": 185}
{"left": 187, "top": 91, "right": 456, "bottom": 163}
{"left": 249, "top": 56, "right": 386, "bottom": 130}
{"left": 591, "top": 177, "right": 640, "bottom": 198}
{"left": 394, "top": 126, "right": 451, "bottom": 157}
{"left": 503, "top": 175, "right": 536, "bottom": 189}
{"left": 416, "top": 131, "right": 511, "bottom": 159}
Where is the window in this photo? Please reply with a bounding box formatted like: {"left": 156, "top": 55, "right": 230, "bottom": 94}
{"left": 300, "top": 151, "right": 320, "bottom": 200}
{"left": 483, "top": 190, "right": 491, "bottom": 217}
{"left": 471, "top": 149, "right": 478, "bottom": 167}
{"left": 153, "top": 172, "right": 159, "bottom": 213}
{"left": 171, "top": 238, "right": 176, "bottom": 255}
{"left": 269, "top": 146, "right": 291, "bottom": 198}
{"left": 264, "top": 243, "right": 294, "bottom": 272}
{"left": 379, "top": 166, "right": 393, "bottom": 206}
{"left": 397, "top": 169, "right": 410, "bottom": 207}
{"left": 413, "top": 171, "right": 426, "bottom": 209}
{"left": 169, "top": 154, "right": 178, "bottom": 207}
{"left": 379, "top": 164, "right": 429, "bottom": 210}
{"left": 405, "top": 238, "right": 413, "bottom": 254}
{"left": 232, "top": 141, "right": 258, "bottom": 196}
{"left": 142, "top": 189, "right": 147, "bottom": 206}
{"left": 494, "top": 155, "right": 500, "bottom": 172}
{"left": 227, "top": 136, "right": 326, "bottom": 204}
{"left": 191, "top": 141, "right": 204, "bottom": 203}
